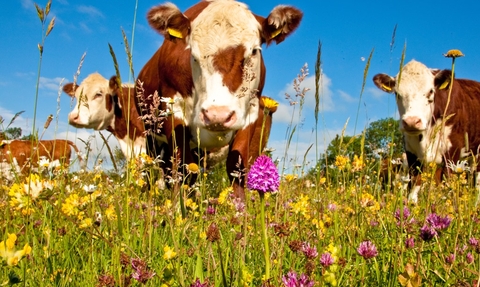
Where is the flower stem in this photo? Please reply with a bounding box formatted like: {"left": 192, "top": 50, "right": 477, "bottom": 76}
{"left": 260, "top": 193, "right": 270, "bottom": 280}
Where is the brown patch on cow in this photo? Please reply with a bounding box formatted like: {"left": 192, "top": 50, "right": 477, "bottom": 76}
{"left": 107, "top": 76, "right": 145, "bottom": 144}
{"left": 212, "top": 45, "right": 246, "bottom": 93}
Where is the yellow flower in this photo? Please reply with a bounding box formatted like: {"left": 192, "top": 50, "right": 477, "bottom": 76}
{"left": 360, "top": 192, "right": 380, "bottom": 214}
{"left": 0, "top": 233, "right": 32, "bottom": 266}
{"left": 186, "top": 163, "right": 199, "bottom": 174}
{"left": 163, "top": 245, "right": 177, "bottom": 260}
{"left": 261, "top": 96, "right": 279, "bottom": 110}
{"left": 284, "top": 174, "right": 297, "bottom": 182}
{"left": 218, "top": 187, "right": 232, "bottom": 205}
{"left": 105, "top": 205, "right": 117, "bottom": 221}
{"left": 444, "top": 49, "right": 464, "bottom": 58}
{"left": 185, "top": 198, "right": 198, "bottom": 211}
{"left": 334, "top": 155, "right": 350, "bottom": 171}
{"left": 351, "top": 154, "right": 365, "bottom": 172}
{"left": 79, "top": 218, "right": 93, "bottom": 229}
{"left": 290, "top": 194, "right": 311, "bottom": 219}
{"left": 319, "top": 177, "right": 326, "bottom": 185}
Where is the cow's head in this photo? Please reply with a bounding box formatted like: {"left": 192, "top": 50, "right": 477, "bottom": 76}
{"left": 63, "top": 73, "right": 121, "bottom": 131}
{"left": 147, "top": 1, "right": 302, "bottom": 142}
{"left": 373, "top": 60, "right": 451, "bottom": 135}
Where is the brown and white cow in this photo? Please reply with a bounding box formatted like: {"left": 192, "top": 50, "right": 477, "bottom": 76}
{"left": 0, "top": 139, "right": 83, "bottom": 179}
{"left": 63, "top": 73, "right": 146, "bottom": 160}
{"left": 373, "top": 60, "right": 480, "bottom": 204}
{"left": 138, "top": 0, "right": 302, "bottom": 199}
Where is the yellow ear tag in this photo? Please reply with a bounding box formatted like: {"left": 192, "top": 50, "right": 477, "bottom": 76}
{"left": 381, "top": 84, "right": 392, "bottom": 91}
{"left": 270, "top": 28, "right": 283, "bottom": 39}
{"left": 0, "top": 141, "right": 4, "bottom": 147}
{"left": 439, "top": 80, "right": 449, "bottom": 90}
{"left": 167, "top": 28, "right": 183, "bottom": 39}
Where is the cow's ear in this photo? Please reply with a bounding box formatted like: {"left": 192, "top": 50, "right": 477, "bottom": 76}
{"left": 434, "top": 70, "right": 453, "bottom": 90}
{"left": 62, "top": 83, "right": 77, "bottom": 97}
{"left": 260, "top": 5, "right": 303, "bottom": 45}
{"left": 147, "top": 3, "right": 191, "bottom": 41}
{"left": 373, "top": 74, "right": 396, "bottom": 93}
{"left": 109, "top": 76, "right": 123, "bottom": 109}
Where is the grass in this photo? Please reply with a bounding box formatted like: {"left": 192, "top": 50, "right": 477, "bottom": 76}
{"left": 2, "top": 1, "right": 480, "bottom": 287}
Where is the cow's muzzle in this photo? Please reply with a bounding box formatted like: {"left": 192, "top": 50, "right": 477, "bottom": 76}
{"left": 200, "top": 106, "right": 237, "bottom": 131}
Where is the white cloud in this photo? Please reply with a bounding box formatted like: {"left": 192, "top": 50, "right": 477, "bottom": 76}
{"left": 338, "top": 90, "right": 356, "bottom": 103}
{"left": 274, "top": 72, "right": 334, "bottom": 125}
{"left": 20, "top": 0, "right": 34, "bottom": 10}
{"left": 368, "top": 86, "right": 389, "bottom": 99}
{"left": 79, "top": 22, "right": 92, "bottom": 34}
{"left": 77, "top": 5, "right": 104, "bottom": 18}
{"left": 39, "top": 77, "right": 67, "bottom": 92}
{"left": 268, "top": 126, "right": 348, "bottom": 175}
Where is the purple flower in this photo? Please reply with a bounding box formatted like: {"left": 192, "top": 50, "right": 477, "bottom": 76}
{"left": 327, "top": 203, "right": 337, "bottom": 211}
{"left": 405, "top": 237, "right": 415, "bottom": 249}
{"left": 282, "top": 271, "right": 315, "bottom": 287}
{"left": 131, "top": 258, "right": 155, "bottom": 284}
{"left": 301, "top": 242, "right": 318, "bottom": 259}
{"left": 466, "top": 252, "right": 474, "bottom": 264}
{"left": 247, "top": 155, "right": 280, "bottom": 194}
{"left": 469, "top": 237, "right": 479, "bottom": 247}
{"left": 189, "top": 278, "right": 212, "bottom": 287}
{"left": 394, "top": 207, "right": 411, "bottom": 221}
{"left": 319, "top": 252, "right": 334, "bottom": 268}
{"left": 419, "top": 224, "right": 437, "bottom": 241}
{"left": 206, "top": 205, "right": 216, "bottom": 215}
{"left": 357, "top": 241, "right": 378, "bottom": 259}
{"left": 426, "top": 213, "right": 451, "bottom": 230}
{"left": 445, "top": 253, "right": 455, "bottom": 264}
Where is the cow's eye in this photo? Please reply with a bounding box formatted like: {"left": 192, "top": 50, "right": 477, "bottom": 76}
{"left": 252, "top": 47, "right": 261, "bottom": 56}
{"left": 427, "top": 89, "right": 434, "bottom": 103}
{"left": 94, "top": 93, "right": 102, "bottom": 99}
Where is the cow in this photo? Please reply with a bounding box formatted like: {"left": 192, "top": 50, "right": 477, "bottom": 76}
{"left": 137, "top": 0, "right": 302, "bottom": 199}
{"left": 0, "top": 139, "right": 83, "bottom": 180}
{"left": 63, "top": 73, "right": 146, "bottom": 160}
{"left": 373, "top": 59, "right": 480, "bottom": 204}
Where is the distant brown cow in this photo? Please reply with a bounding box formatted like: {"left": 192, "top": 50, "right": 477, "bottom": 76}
{"left": 0, "top": 139, "right": 83, "bottom": 179}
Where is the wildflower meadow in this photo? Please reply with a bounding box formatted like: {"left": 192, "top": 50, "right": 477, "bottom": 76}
{"left": 2, "top": 1, "right": 480, "bottom": 287}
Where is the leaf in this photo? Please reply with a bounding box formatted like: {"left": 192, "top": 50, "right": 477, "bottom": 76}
{"left": 398, "top": 272, "right": 409, "bottom": 286}
{"left": 46, "top": 16, "right": 55, "bottom": 37}
{"left": 34, "top": 3, "right": 44, "bottom": 23}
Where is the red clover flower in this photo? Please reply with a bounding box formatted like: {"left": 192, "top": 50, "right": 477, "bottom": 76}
{"left": 281, "top": 270, "right": 315, "bottom": 287}
{"left": 357, "top": 240, "right": 378, "bottom": 259}
{"left": 300, "top": 242, "right": 318, "bottom": 259}
{"left": 319, "top": 252, "right": 334, "bottom": 268}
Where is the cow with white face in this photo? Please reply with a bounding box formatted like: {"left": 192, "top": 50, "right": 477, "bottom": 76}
{"left": 63, "top": 73, "right": 146, "bottom": 160}
{"left": 374, "top": 59, "right": 480, "bottom": 204}
{"left": 138, "top": 0, "right": 301, "bottom": 199}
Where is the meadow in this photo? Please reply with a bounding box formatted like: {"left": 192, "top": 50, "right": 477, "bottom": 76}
{"left": 2, "top": 1, "right": 480, "bottom": 286}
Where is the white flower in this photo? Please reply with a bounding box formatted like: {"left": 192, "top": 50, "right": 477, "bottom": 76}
{"left": 83, "top": 184, "right": 97, "bottom": 194}
{"left": 446, "top": 159, "right": 470, "bottom": 174}
{"left": 38, "top": 156, "right": 50, "bottom": 168}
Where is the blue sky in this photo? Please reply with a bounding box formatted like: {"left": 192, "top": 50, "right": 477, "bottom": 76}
{"left": 1, "top": 0, "right": 480, "bottom": 172}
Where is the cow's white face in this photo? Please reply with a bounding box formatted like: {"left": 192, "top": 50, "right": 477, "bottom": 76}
{"left": 188, "top": 1, "right": 262, "bottom": 145}
{"left": 374, "top": 60, "right": 436, "bottom": 135}
{"left": 64, "top": 73, "right": 115, "bottom": 131}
